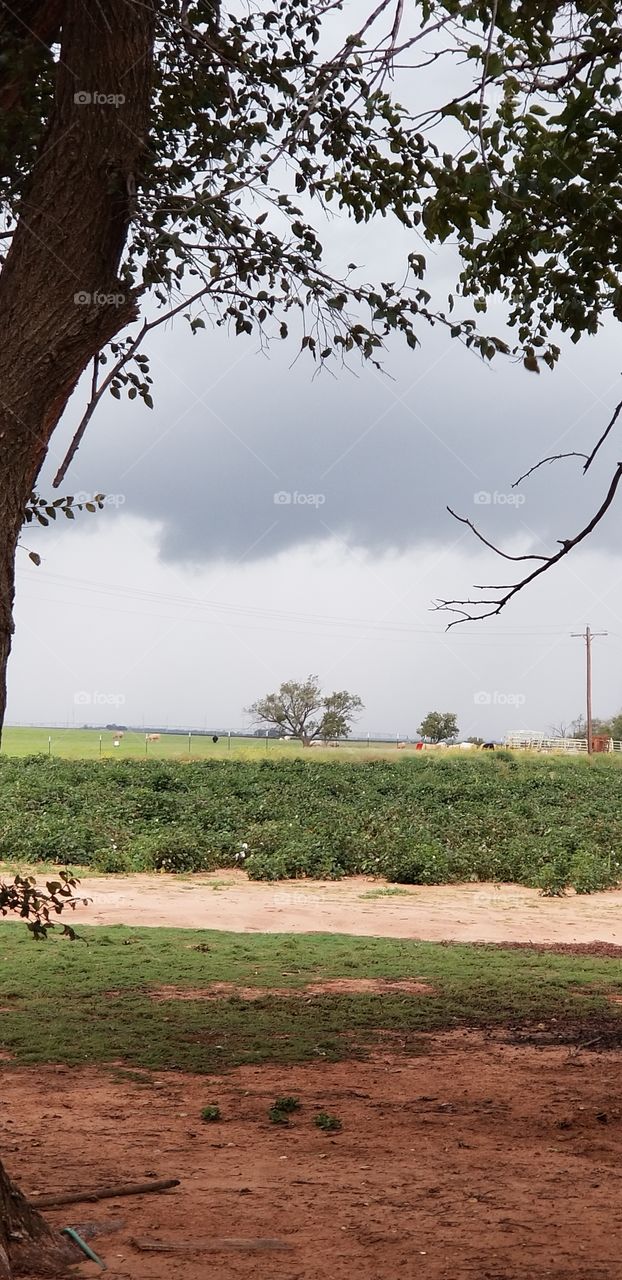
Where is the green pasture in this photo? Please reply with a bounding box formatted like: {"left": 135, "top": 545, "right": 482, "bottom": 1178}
{"left": 2, "top": 726, "right": 406, "bottom": 762}
{"left": 0, "top": 926, "right": 620, "bottom": 1071}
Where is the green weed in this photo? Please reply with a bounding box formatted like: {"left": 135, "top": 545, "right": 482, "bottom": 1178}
{"left": 315, "top": 1111, "right": 342, "bottom": 1132}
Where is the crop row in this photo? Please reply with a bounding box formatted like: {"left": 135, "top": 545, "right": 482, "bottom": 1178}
{"left": 1, "top": 753, "right": 622, "bottom": 894}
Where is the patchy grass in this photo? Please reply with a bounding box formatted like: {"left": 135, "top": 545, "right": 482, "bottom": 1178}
{"left": 0, "top": 924, "right": 621, "bottom": 1072}
{"left": 360, "top": 887, "right": 414, "bottom": 899}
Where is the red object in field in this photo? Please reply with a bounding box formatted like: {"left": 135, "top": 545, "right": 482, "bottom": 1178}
{"left": 592, "top": 734, "right": 611, "bottom": 753}
{"left": 415, "top": 742, "right": 423, "bottom": 750}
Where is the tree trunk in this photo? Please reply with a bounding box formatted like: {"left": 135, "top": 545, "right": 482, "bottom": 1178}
{"left": 0, "top": 1156, "right": 73, "bottom": 1277}
{"left": 0, "top": 0, "right": 155, "bottom": 741}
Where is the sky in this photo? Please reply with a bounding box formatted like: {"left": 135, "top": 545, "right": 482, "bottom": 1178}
{"left": 8, "top": 13, "right": 622, "bottom": 740}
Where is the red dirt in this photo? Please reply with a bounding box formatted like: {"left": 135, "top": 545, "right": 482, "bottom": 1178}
{"left": 149, "top": 979, "right": 435, "bottom": 1001}
{"left": 6, "top": 1033, "right": 622, "bottom": 1280}
{"left": 67, "top": 871, "right": 622, "bottom": 946}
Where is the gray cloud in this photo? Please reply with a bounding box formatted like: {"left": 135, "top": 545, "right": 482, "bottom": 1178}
{"left": 45, "top": 312, "right": 622, "bottom": 571}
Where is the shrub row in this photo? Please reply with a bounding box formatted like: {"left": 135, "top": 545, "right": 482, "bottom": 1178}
{"left": 1, "top": 753, "right": 622, "bottom": 893}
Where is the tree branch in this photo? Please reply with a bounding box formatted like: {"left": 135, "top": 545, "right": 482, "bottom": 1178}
{"left": 512, "top": 451, "right": 589, "bottom": 489}
{"left": 584, "top": 395, "right": 622, "bottom": 472}
{"left": 446, "top": 506, "right": 548, "bottom": 562}
{"left": 437, "top": 462, "right": 622, "bottom": 627}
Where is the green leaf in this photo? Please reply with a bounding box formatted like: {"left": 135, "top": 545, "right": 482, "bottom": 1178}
{"left": 523, "top": 355, "right": 540, "bottom": 373}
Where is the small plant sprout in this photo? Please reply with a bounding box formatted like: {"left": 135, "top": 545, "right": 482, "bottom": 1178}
{"left": 268, "top": 1096, "right": 301, "bottom": 1125}
{"left": 314, "top": 1111, "right": 342, "bottom": 1132}
{"left": 273, "top": 1096, "right": 301, "bottom": 1114}
{"left": 201, "top": 1104, "right": 221, "bottom": 1122}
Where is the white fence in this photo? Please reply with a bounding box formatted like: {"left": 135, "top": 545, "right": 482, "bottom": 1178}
{"left": 504, "top": 732, "right": 622, "bottom": 753}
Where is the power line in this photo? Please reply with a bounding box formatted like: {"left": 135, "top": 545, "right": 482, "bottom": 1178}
{"left": 16, "top": 567, "right": 578, "bottom": 641}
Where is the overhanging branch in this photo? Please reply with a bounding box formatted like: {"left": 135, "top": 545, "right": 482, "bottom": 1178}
{"left": 437, "top": 462, "right": 622, "bottom": 627}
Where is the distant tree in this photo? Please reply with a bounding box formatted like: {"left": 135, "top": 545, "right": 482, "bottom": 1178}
{"left": 419, "top": 712, "right": 459, "bottom": 744}
{"left": 609, "top": 713, "right": 622, "bottom": 741}
{"left": 570, "top": 716, "right": 612, "bottom": 739}
{"left": 320, "top": 692, "right": 364, "bottom": 742}
{"left": 247, "top": 677, "right": 363, "bottom": 746}
{"left": 466, "top": 736, "right": 484, "bottom": 747}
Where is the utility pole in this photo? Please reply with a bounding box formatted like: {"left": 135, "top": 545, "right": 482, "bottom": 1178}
{"left": 571, "top": 625, "right": 607, "bottom": 754}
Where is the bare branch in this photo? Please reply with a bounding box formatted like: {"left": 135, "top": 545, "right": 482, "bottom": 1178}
{"left": 51, "top": 285, "right": 212, "bottom": 489}
{"left": 446, "top": 506, "right": 548, "bottom": 562}
{"left": 437, "top": 462, "right": 622, "bottom": 627}
{"left": 584, "top": 395, "right": 622, "bottom": 472}
{"left": 512, "top": 451, "right": 588, "bottom": 489}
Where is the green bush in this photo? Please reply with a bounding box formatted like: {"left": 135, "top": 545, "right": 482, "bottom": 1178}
{"left": 91, "top": 845, "right": 134, "bottom": 874}
{"left": 150, "top": 831, "right": 213, "bottom": 873}
{"left": 1, "top": 753, "right": 622, "bottom": 894}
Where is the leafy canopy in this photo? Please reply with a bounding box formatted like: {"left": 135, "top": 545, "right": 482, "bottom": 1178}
{"left": 6, "top": 0, "right": 622, "bottom": 608}
{"left": 5, "top": 1, "right": 620, "bottom": 473}
{"left": 418, "top": 710, "right": 459, "bottom": 743}
{"left": 4, "top": 2, "right": 622, "bottom": 449}
{"left": 247, "top": 675, "right": 363, "bottom": 741}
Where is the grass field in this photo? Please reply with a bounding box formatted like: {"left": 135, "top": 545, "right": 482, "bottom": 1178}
{"left": 0, "top": 926, "right": 620, "bottom": 1070}
{"left": 2, "top": 726, "right": 408, "bottom": 761}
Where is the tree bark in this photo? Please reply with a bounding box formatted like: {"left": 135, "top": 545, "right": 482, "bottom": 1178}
{"left": 0, "top": 0, "right": 155, "bottom": 740}
{"left": 0, "top": 1156, "right": 73, "bottom": 1276}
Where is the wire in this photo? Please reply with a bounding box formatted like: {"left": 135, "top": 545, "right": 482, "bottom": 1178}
{"left": 16, "top": 567, "right": 576, "bottom": 640}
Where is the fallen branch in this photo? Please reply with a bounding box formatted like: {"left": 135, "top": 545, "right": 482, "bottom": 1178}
{"left": 132, "top": 1236, "right": 293, "bottom": 1253}
{"left": 31, "top": 1177, "right": 179, "bottom": 1209}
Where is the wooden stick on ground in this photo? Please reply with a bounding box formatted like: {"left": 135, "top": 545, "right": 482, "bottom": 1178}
{"left": 132, "top": 1237, "right": 293, "bottom": 1254}
{"left": 31, "top": 1178, "right": 180, "bottom": 1209}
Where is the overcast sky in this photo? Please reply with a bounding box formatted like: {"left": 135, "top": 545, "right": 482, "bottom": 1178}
{"left": 8, "top": 17, "right": 622, "bottom": 740}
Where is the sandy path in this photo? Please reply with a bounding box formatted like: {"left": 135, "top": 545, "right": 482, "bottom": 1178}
{"left": 68, "top": 870, "right": 622, "bottom": 944}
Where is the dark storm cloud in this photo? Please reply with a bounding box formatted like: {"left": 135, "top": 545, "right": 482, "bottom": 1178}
{"left": 48, "top": 317, "right": 622, "bottom": 567}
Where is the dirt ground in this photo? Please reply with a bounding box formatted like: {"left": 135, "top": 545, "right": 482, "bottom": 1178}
{"left": 69, "top": 871, "right": 622, "bottom": 944}
{"left": 5, "top": 1033, "right": 622, "bottom": 1280}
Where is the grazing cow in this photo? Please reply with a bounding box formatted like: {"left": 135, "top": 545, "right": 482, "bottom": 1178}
{"left": 146, "top": 733, "right": 161, "bottom": 742}
{"left": 397, "top": 742, "right": 406, "bottom": 749}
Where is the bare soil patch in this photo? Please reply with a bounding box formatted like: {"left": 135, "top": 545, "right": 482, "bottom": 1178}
{"left": 5, "top": 1033, "right": 622, "bottom": 1279}
{"left": 149, "top": 978, "right": 435, "bottom": 1002}
{"left": 69, "top": 871, "right": 622, "bottom": 945}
